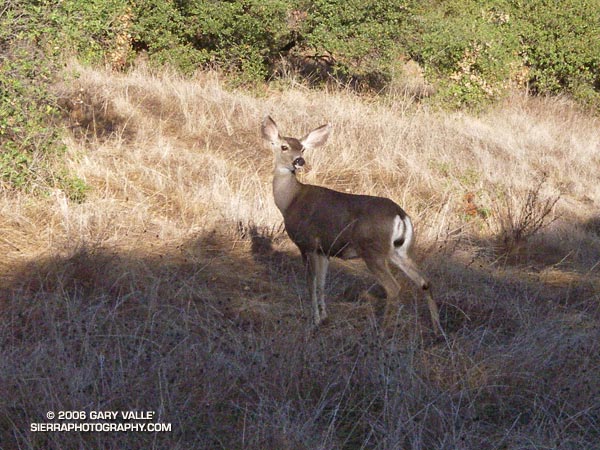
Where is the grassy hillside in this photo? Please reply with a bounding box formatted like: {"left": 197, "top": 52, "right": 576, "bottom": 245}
{"left": 1, "top": 63, "right": 599, "bottom": 448}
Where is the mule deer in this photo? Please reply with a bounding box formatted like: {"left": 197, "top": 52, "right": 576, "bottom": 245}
{"left": 262, "top": 116, "right": 441, "bottom": 333}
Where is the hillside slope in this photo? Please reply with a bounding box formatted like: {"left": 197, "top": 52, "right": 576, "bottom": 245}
{"left": 1, "top": 64, "right": 599, "bottom": 449}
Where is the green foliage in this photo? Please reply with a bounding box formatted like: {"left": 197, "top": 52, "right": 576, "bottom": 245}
{"left": 48, "top": 0, "right": 128, "bottom": 63}
{"left": 8, "top": 0, "right": 595, "bottom": 108}
{"left": 126, "top": 0, "right": 412, "bottom": 87}
{"left": 0, "top": 149, "right": 31, "bottom": 189}
{"left": 56, "top": 171, "right": 90, "bottom": 203}
{"left": 516, "top": 0, "right": 600, "bottom": 105}
{"left": 131, "top": 0, "right": 207, "bottom": 74}
{"left": 0, "top": 1, "right": 89, "bottom": 200}
{"left": 0, "top": 43, "right": 62, "bottom": 187}
{"left": 1, "top": 0, "right": 599, "bottom": 201}
{"left": 181, "top": 0, "right": 290, "bottom": 81}
{"left": 407, "top": 0, "right": 520, "bottom": 107}
{"left": 407, "top": 0, "right": 600, "bottom": 109}
{"left": 128, "top": 0, "right": 600, "bottom": 106}
{"left": 300, "top": 0, "right": 409, "bottom": 86}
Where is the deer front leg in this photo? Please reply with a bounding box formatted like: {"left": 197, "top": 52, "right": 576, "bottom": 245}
{"left": 315, "top": 253, "right": 329, "bottom": 323}
{"left": 304, "top": 251, "right": 329, "bottom": 326}
{"left": 305, "top": 252, "right": 321, "bottom": 325}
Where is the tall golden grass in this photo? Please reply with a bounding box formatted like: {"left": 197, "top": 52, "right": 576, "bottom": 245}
{"left": 1, "top": 62, "right": 599, "bottom": 448}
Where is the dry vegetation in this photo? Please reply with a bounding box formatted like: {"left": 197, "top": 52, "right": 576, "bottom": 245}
{"left": 1, "top": 62, "right": 599, "bottom": 449}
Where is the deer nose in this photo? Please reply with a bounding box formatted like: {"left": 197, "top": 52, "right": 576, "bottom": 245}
{"left": 293, "top": 157, "right": 305, "bottom": 168}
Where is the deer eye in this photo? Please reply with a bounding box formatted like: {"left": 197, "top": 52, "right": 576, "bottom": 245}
{"left": 281, "top": 144, "right": 289, "bottom": 151}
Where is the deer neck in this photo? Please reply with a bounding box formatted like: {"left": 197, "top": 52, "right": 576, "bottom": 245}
{"left": 272, "top": 167, "right": 302, "bottom": 213}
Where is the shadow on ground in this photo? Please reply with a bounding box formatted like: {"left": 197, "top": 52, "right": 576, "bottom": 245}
{"left": 0, "top": 218, "right": 598, "bottom": 449}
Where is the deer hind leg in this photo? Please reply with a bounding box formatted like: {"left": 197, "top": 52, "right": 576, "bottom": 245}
{"left": 305, "top": 251, "right": 329, "bottom": 326}
{"left": 389, "top": 251, "right": 441, "bottom": 334}
{"left": 363, "top": 255, "right": 401, "bottom": 328}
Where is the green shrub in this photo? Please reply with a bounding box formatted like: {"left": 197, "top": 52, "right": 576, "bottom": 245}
{"left": 2, "top": 0, "right": 600, "bottom": 185}
{"left": 299, "top": 0, "right": 410, "bottom": 89}
{"left": 516, "top": 0, "right": 600, "bottom": 105}
{"left": 407, "top": 0, "right": 600, "bottom": 109}
{"left": 407, "top": 1, "right": 520, "bottom": 108}
{"left": 131, "top": 0, "right": 208, "bottom": 74}
{"left": 24, "top": 0, "right": 599, "bottom": 108}
{"left": 23, "top": 0, "right": 130, "bottom": 65}
{"left": 128, "top": 0, "right": 411, "bottom": 87}
{"left": 0, "top": 1, "right": 88, "bottom": 200}
{"left": 180, "top": 0, "right": 291, "bottom": 81}
{"left": 415, "top": 1, "right": 517, "bottom": 68}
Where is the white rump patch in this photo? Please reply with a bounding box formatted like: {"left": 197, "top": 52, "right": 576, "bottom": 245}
{"left": 391, "top": 216, "right": 404, "bottom": 245}
{"left": 403, "top": 216, "right": 414, "bottom": 251}
{"left": 391, "top": 215, "right": 414, "bottom": 255}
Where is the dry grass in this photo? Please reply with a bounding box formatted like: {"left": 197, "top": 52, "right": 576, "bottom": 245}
{"left": 1, "top": 62, "right": 599, "bottom": 449}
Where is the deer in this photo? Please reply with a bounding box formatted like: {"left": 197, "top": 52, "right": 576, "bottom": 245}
{"left": 261, "top": 116, "right": 442, "bottom": 334}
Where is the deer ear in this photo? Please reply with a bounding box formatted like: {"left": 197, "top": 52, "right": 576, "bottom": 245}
{"left": 301, "top": 123, "right": 331, "bottom": 150}
{"left": 261, "top": 116, "right": 279, "bottom": 143}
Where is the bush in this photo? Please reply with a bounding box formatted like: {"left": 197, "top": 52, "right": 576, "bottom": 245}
{"left": 298, "top": 0, "right": 409, "bottom": 89}
{"left": 133, "top": 0, "right": 411, "bottom": 87}
{"left": 492, "top": 178, "right": 561, "bottom": 254}
{"left": 2, "top": 0, "right": 600, "bottom": 192}
{"left": 16, "top": 0, "right": 598, "bottom": 106}
{"left": 517, "top": 0, "right": 600, "bottom": 106}
{"left": 131, "top": 0, "right": 207, "bottom": 74}
{"left": 0, "top": 1, "right": 88, "bottom": 200}
{"left": 406, "top": 0, "right": 520, "bottom": 108}
{"left": 177, "top": 0, "right": 291, "bottom": 80}
{"left": 407, "top": 0, "right": 600, "bottom": 109}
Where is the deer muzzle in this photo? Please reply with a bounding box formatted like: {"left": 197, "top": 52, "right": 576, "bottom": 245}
{"left": 292, "top": 157, "right": 305, "bottom": 169}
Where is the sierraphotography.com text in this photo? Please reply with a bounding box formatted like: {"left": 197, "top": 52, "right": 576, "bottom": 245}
{"left": 30, "top": 410, "right": 171, "bottom": 433}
